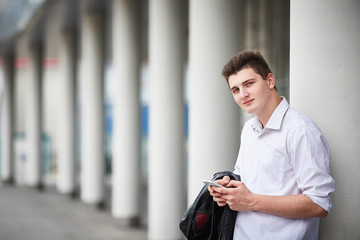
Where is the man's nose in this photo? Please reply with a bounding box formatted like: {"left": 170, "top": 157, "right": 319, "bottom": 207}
{"left": 239, "top": 87, "right": 248, "bottom": 98}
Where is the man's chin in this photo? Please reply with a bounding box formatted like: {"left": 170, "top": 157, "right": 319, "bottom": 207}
{"left": 241, "top": 107, "right": 254, "bottom": 114}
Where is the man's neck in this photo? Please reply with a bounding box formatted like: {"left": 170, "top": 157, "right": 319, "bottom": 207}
{"left": 257, "top": 95, "right": 282, "bottom": 128}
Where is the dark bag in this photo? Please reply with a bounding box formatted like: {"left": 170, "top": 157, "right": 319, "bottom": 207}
{"left": 179, "top": 171, "right": 241, "bottom": 240}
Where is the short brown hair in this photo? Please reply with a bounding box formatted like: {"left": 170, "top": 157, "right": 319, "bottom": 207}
{"left": 222, "top": 50, "right": 272, "bottom": 84}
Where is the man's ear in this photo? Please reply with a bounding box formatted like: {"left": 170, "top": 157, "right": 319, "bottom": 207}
{"left": 267, "top": 73, "right": 276, "bottom": 89}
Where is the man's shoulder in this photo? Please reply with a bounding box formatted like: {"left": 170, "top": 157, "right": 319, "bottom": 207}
{"left": 284, "top": 107, "right": 324, "bottom": 136}
{"left": 284, "top": 107, "right": 331, "bottom": 158}
{"left": 285, "top": 107, "right": 317, "bottom": 127}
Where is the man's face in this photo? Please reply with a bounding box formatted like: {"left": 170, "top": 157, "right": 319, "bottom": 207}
{"left": 228, "top": 67, "right": 274, "bottom": 115}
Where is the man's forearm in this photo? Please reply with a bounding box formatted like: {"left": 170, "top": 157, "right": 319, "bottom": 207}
{"left": 251, "top": 193, "right": 327, "bottom": 218}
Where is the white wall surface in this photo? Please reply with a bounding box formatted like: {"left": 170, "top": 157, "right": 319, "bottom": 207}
{"left": 290, "top": 0, "right": 360, "bottom": 239}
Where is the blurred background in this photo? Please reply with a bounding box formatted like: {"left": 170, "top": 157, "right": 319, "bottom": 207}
{"left": 0, "top": 0, "right": 359, "bottom": 239}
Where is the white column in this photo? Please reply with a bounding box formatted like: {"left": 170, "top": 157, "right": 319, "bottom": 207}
{"left": 111, "top": 0, "right": 141, "bottom": 221}
{"left": 13, "top": 37, "right": 28, "bottom": 186}
{"left": 56, "top": 29, "right": 76, "bottom": 195}
{"left": 290, "top": 1, "right": 360, "bottom": 239}
{"left": 1, "top": 54, "right": 14, "bottom": 183}
{"left": 79, "top": 10, "right": 104, "bottom": 205}
{"left": 148, "top": 0, "right": 186, "bottom": 239}
{"left": 25, "top": 43, "right": 42, "bottom": 188}
{"left": 188, "top": 0, "right": 243, "bottom": 203}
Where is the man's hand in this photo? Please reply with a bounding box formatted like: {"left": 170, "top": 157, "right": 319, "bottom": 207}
{"left": 208, "top": 176, "right": 231, "bottom": 207}
{"left": 218, "top": 180, "right": 256, "bottom": 211}
{"left": 208, "top": 177, "right": 255, "bottom": 211}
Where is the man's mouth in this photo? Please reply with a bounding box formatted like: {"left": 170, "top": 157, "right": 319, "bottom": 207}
{"left": 243, "top": 99, "right": 254, "bottom": 105}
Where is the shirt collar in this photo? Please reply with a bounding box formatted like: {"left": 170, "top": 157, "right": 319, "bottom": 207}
{"left": 251, "top": 97, "right": 290, "bottom": 134}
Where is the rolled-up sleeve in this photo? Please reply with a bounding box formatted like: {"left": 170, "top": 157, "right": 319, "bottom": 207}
{"left": 289, "top": 125, "right": 335, "bottom": 212}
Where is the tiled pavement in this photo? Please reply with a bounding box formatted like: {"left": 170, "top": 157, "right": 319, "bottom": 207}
{"left": 0, "top": 184, "right": 147, "bottom": 240}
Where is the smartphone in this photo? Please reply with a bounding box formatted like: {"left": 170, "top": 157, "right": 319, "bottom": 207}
{"left": 202, "top": 180, "right": 226, "bottom": 188}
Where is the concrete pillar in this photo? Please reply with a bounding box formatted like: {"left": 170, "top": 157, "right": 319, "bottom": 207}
{"left": 148, "top": 0, "right": 186, "bottom": 239}
{"left": 1, "top": 53, "right": 14, "bottom": 183}
{"left": 111, "top": 0, "right": 141, "bottom": 221}
{"left": 56, "top": 29, "right": 76, "bottom": 195}
{"left": 79, "top": 9, "right": 104, "bottom": 205}
{"left": 41, "top": 0, "right": 62, "bottom": 186}
{"left": 25, "top": 42, "right": 42, "bottom": 188}
{"left": 188, "top": 0, "right": 243, "bottom": 203}
{"left": 290, "top": 1, "right": 360, "bottom": 239}
{"left": 13, "top": 37, "right": 28, "bottom": 186}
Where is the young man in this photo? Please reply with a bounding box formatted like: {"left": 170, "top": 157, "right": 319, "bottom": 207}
{"left": 208, "top": 50, "right": 335, "bottom": 239}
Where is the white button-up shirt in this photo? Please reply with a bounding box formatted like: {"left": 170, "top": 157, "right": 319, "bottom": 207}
{"left": 233, "top": 98, "right": 335, "bottom": 240}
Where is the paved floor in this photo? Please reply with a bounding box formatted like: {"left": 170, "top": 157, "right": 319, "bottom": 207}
{"left": 0, "top": 184, "right": 147, "bottom": 240}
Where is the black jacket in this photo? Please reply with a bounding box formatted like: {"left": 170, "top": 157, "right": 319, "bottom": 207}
{"left": 179, "top": 171, "right": 241, "bottom": 240}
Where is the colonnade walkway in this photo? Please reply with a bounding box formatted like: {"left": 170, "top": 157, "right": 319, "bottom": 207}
{"left": 0, "top": 184, "right": 147, "bottom": 240}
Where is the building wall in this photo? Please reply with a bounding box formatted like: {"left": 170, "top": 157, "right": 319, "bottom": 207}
{"left": 290, "top": 0, "right": 360, "bottom": 239}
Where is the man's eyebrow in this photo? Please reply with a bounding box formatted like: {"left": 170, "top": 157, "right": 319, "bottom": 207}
{"left": 229, "top": 78, "right": 256, "bottom": 90}
{"left": 230, "top": 86, "right": 238, "bottom": 91}
{"left": 242, "top": 78, "right": 255, "bottom": 85}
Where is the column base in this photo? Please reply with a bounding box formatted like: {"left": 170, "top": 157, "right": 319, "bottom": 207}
{"left": 1, "top": 177, "right": 14, "bottom": 185}
{"left": 69, "top": 190, "right": 79, "bottom": 199}
{"left": 88, "top": 200, "right": 106, "bottom": 210}
{"left": 116, "top": 216, "right": 141, "bottom": 227}
{"left": 33, "top": 182, "right": 44, "bottom": 191}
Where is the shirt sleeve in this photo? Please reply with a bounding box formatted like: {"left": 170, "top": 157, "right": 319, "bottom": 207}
{"left": 289, "top": 124, "right": 335, "bottom": 212}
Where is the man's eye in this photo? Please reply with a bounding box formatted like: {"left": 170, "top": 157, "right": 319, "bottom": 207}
{"left": 232, "top": 88, "right": 239, "bottom": 94}
{"left": 246, "top": 82, "right": 253, "bottom": 87}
